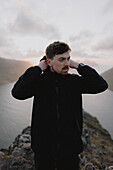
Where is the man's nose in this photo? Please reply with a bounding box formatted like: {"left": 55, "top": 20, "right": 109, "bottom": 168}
{"left": 65, "top": 59, "right": 70, "bottom": 66}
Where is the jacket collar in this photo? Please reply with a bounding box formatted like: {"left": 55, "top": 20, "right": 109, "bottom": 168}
{"left": 44, "top": 66, "right": 68, "bottom": 81}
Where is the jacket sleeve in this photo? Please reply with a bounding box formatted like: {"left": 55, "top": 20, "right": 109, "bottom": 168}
{"left": 76, "top": 65, "right": 108, "bottom": 94}
{"left": 11, "top": 66, "right": 42, "bottom": 100}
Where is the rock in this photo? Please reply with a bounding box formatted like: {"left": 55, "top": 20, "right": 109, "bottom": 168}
{"left": 99, "top": 150, "right": 107, "bottom": 155}
{"left": 91, "top": 144, "right": 97, "bottom": 149}
{"left": 83, "top": 162, "right": 96, "bottom": 170}
{"left": 0, "top": 126, "right": 35, "bottom": 170}
{"left": 22, "top": 143, "right": 31, "bottom": 151}
{"left": 0, "top": 151, "right": 4, "bottom": 156}
{"left": 19, "top": 134, "right": 31, "bottom": 143}
{"left": 0, "top": 111, "right": 113, "bottom": 169}
{"left": 101, "top": 145, "right": 105, "bottom": 149}
{"left": 82, "top": 127, "right": 91, "bottom": 151}
{"left": 108, "top": 166, "right": 113, "bottom": 170}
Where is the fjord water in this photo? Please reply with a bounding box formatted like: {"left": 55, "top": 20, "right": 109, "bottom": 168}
{"left": 0, "top": 83, "right": 33, "bottom": 149}
{"left": 0, "top": 82, "right": 113, "bottom": 149}
{"left": 83, "top": 89, "right": 113, "bottom": 139}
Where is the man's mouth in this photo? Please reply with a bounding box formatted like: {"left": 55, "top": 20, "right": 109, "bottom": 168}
{"left": 62, "top": 66, "right": 69, "bottom": 70}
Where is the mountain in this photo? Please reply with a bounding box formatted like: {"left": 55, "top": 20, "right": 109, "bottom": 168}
{"left": 101, "top": 67, "right": 113, "bottom": 91}
{"left": 0, "top": 111, "right": 113, "bottom": 169}
{"left": 0, "top": 57, "right": 32, "bottom": 84}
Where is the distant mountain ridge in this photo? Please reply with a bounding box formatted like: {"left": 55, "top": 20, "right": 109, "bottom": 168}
{"left": 0, "top": 57, "right": 32, "bottom": 84}
{"left": 101, "top": 67, "right": 113, "bottom": 91}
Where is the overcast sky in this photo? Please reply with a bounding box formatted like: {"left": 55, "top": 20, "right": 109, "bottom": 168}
{"left": 0, "top": 0, "right": 113, "bottom": 73}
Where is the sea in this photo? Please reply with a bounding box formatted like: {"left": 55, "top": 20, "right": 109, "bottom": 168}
{"left": 0, "top": 82, "right": 113, "bottom": 149}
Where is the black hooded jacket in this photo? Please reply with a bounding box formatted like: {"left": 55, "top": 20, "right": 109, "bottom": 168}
{"left": 11, "top": 65, "right": 108, "bottom": 159}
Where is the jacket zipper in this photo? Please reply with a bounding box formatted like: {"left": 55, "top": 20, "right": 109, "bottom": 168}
{"left": 55, "top": 80, "right": 60, "bottom": 159}
{"left": 55, "top": 81, "right": 60, "bottom": 120}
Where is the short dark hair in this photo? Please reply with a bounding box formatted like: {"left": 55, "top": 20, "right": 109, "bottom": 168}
{"left": 45, "top": 41, "right": 71, "bottom": 59}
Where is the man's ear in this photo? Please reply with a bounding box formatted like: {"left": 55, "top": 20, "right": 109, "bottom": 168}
{"left": 46, "top": 58, "right": 52, "bottom": 67}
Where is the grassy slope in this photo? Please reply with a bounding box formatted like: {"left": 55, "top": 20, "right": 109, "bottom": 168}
{"left": 0, "top": 57, "right": 32, "bottom": 84}
{"left": 82, "top": 110, "right": 113, "bottom": 168}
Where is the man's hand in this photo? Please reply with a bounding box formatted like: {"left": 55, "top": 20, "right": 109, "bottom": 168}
{"left": 38, "top": 60, "right": 48, "bottom": 71}
{"left": 69, "top": 60, "right": 79, "bottom": 69}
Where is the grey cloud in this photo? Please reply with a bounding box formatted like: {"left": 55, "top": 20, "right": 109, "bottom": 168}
{"left": 81, "top": 59, "right": 99, "bottom": 67}
{"left": 0, "top": 28, "right": 14, "bottom": 47}
{"left": 0, "top": 44, "right": 43, "bottom": 59}
{"left": 92, "top": 36, "right": 113, "bottom": 51}
{"left": 71, "top": 49, "right": 89, "bottom": 58}
{"left": 0, "top": 27, "right": 23, "bottom": 59}
{"left": 69, "top": 30, "right": 95, "bottom": 59}
{"left": 72, "top": 49, "right": 98, "bottom": 59}
{"left": 0, "top": 34, "right": 9, "bottom": 47}
{"left": 25, "top": 49, "right": 43, "bottom": 58}
{"left": 0, "top": 27, "right": 43, "bottom": 59}
{"left": 0, "top": 45, "right": 43, "bottom": 59}
{"left": 103, "top": 0, "right": 113, "bottom": 12}
{"left": 103, "top": 21, "right": 113, "bottom": 34}
{"left": 69, "top": 30, "right": 94, "bottom": 43}
{"left": 9, "top": 7, "right": 61, "bottom": 39}
{"left": 0, "top": 46, "right": 23, "bottom": 59}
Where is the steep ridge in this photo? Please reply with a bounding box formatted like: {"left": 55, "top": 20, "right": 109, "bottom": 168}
{"left": 0, "top": 111, "right": 113, "bottom": 169}
{"left": 0, "top": 57, "right": 32, "bottom": 84}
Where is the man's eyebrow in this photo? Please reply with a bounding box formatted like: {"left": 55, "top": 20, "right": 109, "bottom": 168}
{"left": 59, "top": 57, "right": 65, "bottom": 59}
{"left": 59, "top": 56, "right": 71, "bottom": 59}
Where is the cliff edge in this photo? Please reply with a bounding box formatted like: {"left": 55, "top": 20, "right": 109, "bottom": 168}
{"left": 0, "top": 111, "right": 113, "bottom": 170}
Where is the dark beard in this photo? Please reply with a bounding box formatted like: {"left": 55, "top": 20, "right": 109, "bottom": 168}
{"left": 62, "top": 66, "right": 69, "bottom": 70}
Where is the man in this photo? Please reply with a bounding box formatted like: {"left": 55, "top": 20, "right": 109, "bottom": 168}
{"left": 12, "top": 41, "right": 108, "bottom": 170}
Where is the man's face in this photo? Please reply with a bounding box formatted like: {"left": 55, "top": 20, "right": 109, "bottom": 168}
{"left": 47, "top": 51, "right": 71, "bottom": 75}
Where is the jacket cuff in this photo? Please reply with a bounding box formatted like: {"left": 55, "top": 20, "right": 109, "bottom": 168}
{"left": 77, "top": 63, "right": 86, "bottom": 74}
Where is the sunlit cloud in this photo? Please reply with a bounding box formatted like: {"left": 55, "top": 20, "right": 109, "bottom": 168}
{"left": 8, "top": 1, "right": 61, "bottom": 39}
{"left": 25, "top": 49, "right": 43, "bottom": 59}
{"left": 0, "top": 29, "right": 44, "bottom": 59}
{"left": 0, "top": 47, "right": 23, "bottom": 59}
{"left": 0, "top": 0, "right": 60, "bottom": 59}
{"left": 0, "top": 0, "right": 113, "bottom": 73}
{"left": 0, "top": 46, "right": 44, "bottom": 60}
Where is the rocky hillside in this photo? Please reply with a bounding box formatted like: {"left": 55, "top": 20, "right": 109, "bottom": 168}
{"left": 0, "top": 111, "right": 113, "bottom": 170}
{"left": 0, "top": 57, "right": 32, "bottom": 84}
{"left": 101, "top": 67, "right": 113, "bottom": 91}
